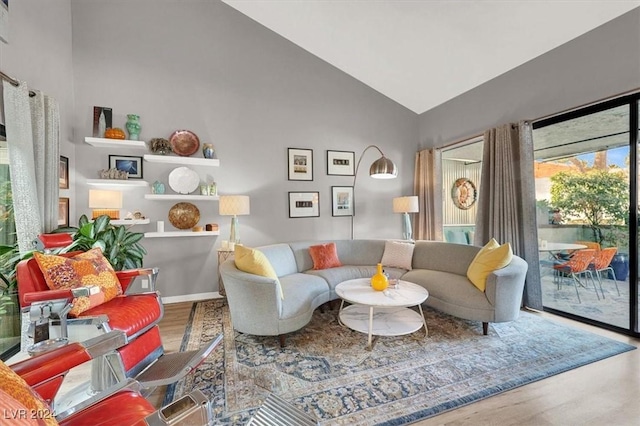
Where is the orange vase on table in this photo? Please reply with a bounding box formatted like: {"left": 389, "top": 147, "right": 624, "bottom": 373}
{"left": 371, "top": 263, "right": 389, "bottom": 291}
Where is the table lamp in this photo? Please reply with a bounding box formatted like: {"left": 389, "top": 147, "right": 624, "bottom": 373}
{"left": 219, "top": 195, "right": 250, "bottom": 245}
{"left": 393, "top": 196, "right": 419, "bottom": 240}
{"left": 88, "top": 189, "right": 123, "bottom": 220}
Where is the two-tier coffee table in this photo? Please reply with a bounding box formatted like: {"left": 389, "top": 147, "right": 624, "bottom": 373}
{"left": 335, "top": 278, "right": 429, "bottom": 350}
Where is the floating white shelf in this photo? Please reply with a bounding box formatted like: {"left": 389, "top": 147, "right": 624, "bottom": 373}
{"left": 144, "top": 231, "right": 220, "bottom": 238}
{"left": 84, "top": 137, "right": 147, "bottom": 149}
{"left": 144, "top": 194, "right": 219, "bottom": 201}
{"left": 143, "top": 154, "right": 220, "bottom": 167}
{"left": 111, "top": 219, "right": 151, "bottom": 226}
{"left": 87, "top": 179, "right": 149, "bottom": 187}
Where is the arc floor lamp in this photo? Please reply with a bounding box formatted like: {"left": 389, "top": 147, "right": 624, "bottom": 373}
{"left": 351, "top": 145, "right": 398, "bottom": 239}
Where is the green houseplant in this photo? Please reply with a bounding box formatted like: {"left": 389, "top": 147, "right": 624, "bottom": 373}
{"left": 57, "top": 214, "right": 147, "bottom": 271}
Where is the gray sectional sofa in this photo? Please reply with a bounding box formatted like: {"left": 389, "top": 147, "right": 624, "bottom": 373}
{"left": 219, "top": 239, "right": 528, "bottom": 345}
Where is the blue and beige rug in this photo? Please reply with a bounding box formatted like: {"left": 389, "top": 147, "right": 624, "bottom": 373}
{"left": 164, "top": 299, "right": 635, "bottom": 425}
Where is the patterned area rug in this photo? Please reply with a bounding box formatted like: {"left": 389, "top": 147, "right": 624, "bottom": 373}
{"left": 164, "top": 299, "right": 635, "bottom": 425}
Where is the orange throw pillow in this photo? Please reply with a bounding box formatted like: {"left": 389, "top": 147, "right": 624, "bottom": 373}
{"left": 309, "top": 243, "right": 342, "bottom": 270}
{"left": 33, "top": 248, "right": 122, "bottom": 317}
{"left": 0, "top": 361, "right": 58, "bottom": 426}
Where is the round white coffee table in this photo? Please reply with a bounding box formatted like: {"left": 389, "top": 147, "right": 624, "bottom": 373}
{"left": 335, "top": 278, "right": 429, "bottom": 350}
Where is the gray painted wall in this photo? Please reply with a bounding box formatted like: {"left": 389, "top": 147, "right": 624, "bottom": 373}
{"left": 70, "top": 0, "right": 418, "bottom": 298}
{"left": 418, "top": 7, "right": 640, "bottom": 149}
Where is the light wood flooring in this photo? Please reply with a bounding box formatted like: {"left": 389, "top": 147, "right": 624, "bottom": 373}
{"left": 153, "top": 301, "right": 640, "bottom": 426}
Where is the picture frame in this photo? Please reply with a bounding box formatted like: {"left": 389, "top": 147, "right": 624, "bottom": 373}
{"left": 59, "top": 156, "right": 69, "bottom": 189}
{"left": 327, "top": 150, "right": 355, "bottom": 176}
{"left": 288, "top": 148, "right": 313, "bottom": 181}
{"left": 109, "top": 155, "right": 143, "bottom": 179}
{"left": 288, "top": 191, "right": 320, "bottom": 218}
{"left": 58, "top": 197, "right": 69, "bottom": 227}
{"left": 331, "top": 186, "right": 354, "bottom": 216}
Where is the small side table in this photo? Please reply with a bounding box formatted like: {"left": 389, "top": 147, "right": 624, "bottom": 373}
{"left": 217, "top": 249, "right": 234, "bottom": 297}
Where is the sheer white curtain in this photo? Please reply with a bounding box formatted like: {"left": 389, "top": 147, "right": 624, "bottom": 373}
{"left": 3, "top": 80, "right": 60, "bottom": 253}
{"left": 475, "top": 122, "right": 542, "bottom": 310}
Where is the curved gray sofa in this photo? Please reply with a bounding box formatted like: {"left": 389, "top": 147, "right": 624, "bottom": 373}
{"left": 219, "top": 239, "right": 528, "bottom": 345}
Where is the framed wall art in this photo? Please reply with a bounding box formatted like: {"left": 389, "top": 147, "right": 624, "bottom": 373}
{"left": 327, "top": 150, "right": 355, "bottom": 176}
{"left": 109, "top": 155, "right": 143, "bottom": 179}
{"left": 288, "top": 148, "right": 313, "bottom": 181}
{"left": 288, "top": 191, "right": 320, "bottom": 218}
{"left": 59, "top": 156, "right": 69, "bottom": 189}
{"left": 58, "top": 197, "right": 69, "bottom": 227}
{"left": 331, "top": 186, "right": 353, "bottom": 216}
{"left": 451, "top": 177, "right": 477, "bottom": 210}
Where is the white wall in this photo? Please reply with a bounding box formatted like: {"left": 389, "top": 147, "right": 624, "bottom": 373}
{"left": 70, "top": 0, "right": 418, "bottom": 297}
{"left": 417, "top": 7, "right": 640, "bottom": 149}
{"left": 0, "top": 0, "right": 76, "bottom": 220}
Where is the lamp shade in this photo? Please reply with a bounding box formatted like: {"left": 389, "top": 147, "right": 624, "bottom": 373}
{"left": 393, "top": 196, "right": 419, "bottom": 213}
{"left": 369, "top": 156, "right": 397, "bottom": 179}
{"left": 219, "top": 195, "right": 250, "bottom": 216}
{"left": 88, "top": 190, "right": 123, "bottom": 209}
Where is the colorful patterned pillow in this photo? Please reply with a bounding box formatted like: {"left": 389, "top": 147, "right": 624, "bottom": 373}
{"left": 309, "top": 243, "right": 342, "bottom": 270}
{"left": 33, "top": 248, "right": 122, "bottom": 317}
{"left": 0, "top": 361, "right": 58, "bottom": 426}
{"left": 381, "top": 240, "right": 415, "bottom": 270}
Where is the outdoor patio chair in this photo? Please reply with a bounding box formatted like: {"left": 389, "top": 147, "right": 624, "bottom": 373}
{"left": 589, "top": 247, "right": 620, "bottom": 299}
{"left": 553, "top": 249, "right": 598, "bottom": 303}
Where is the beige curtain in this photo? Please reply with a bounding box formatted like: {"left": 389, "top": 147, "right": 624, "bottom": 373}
{"left": 475, "top": 122, "right": 542, "bottom": 310}
{"left": 414, "top": 149, "right": 442, "bottom": 241}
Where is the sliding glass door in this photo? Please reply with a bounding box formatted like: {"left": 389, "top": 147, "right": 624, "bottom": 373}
{"left": 533, "top": 93, "right": 639, "bottom": 335}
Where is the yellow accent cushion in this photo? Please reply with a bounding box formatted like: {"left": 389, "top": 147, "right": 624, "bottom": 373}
{"left": 234, "top": 245, "right": 283, "bottom": 299}
{"left": 0, "top": 361, "right": 58, "bottom": 426}
{"left": 467, "top": 238, "right": 513, "bottom": 291}
{"left": 33, "top": 248, "right": 122, "bottom": 317}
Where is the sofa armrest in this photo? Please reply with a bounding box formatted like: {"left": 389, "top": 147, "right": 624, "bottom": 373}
{"left": 117, "top": 267, "right": 159, "bottom": 293}
{"left": 484, "top": 256, "right": 528, "bottom": 321}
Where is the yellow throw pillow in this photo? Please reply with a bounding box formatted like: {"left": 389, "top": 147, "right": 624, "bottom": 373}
{"left": 467, "top": 238, "right": 513, "bottom": 291}
{"left": 234, "top": 245, "right": 283, "bottom": 299}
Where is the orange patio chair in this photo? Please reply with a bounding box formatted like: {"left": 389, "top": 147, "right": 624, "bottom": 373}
{"left": 553, "top": 249, "right": 599, "bottom": 303}
{"left": 590, "top": 247, "right": 620, "bottom": 299}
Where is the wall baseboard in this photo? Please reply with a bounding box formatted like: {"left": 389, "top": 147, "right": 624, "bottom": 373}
{"left": 161, "top": 292, "right": 222, "bottom": 304}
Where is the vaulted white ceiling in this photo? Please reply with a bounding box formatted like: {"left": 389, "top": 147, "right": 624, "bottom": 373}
{"left": 223, "top": 1, "right": 640, "bottom": 114}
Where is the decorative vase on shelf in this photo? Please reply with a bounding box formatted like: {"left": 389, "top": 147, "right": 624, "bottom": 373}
{"left": 125, "top": 114, "right": 141, "bottom": 140}
{"left": 202, "top": 143, "right": 216, "bottom": 159}
{"left": 371, "top": 263, "right": 389, "bottom": 291}
{"left": 152, "top": 180, "right": 165, "bottom": 195}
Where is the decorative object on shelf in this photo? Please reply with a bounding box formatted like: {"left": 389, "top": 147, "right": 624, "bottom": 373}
{"left": 168, "top": 166, "right": 200, "bottom": 194}
{"left": 156, "top": 221, "right": 164, "bottom": 232}
{"left": 124, "top": 210, "right": 145, "bottom": 220}
{"left": 192, "top": 226, "right": 204, "bottom": 232}
{"left": 327, "top": 150, "right": 355, "bottom": 176}
{"left": 104, "top": 127, "right": 126, "bottom": 139}
{"left": 168, "top": 202, "right": 200, "bottom": 229}
{"left": 351, "top": 145, "right": 398, "bottom": 239}
{"left": 169, "top": 129, "right": 200, "bottom": 156}
{"left": 58, "top": 197, "right": 69, "bottom": 227}
{"left": 331, "top": 186, "right": 353, "bottom": 217}
{"left": 288, "top": 148, "right": 313, "bottom": 181}
{"left": 393, "top": 195, "right": 419, "bottom": 240}
{"left": 451, "top": 177, "right": 477, "bottom": 210}
{"left": 152, "top": 180, "right": 165, "bottom": 194}
{"left": 125, "top": 114, "right": 141, "bottom": 140}
{"left": 59, "top": 155, "right": 69, "bottom": 189}
{"left": 200, "top": 183, "right": 209, "bottom": 195}
{"left": 149, "top": 137, "right": 172, "bottom": 155}
{"left": 208, "top": 180, "right": 217, "bottom": 196}
{"left": 371, "top": 263, "right": 389, "bottom": 291}
{"left": 219, "top": 195, "right": 250, "bottom": 244}
{"left": 206, "top": 223, "right": 218, "bottom": 232}
{"left": 109, "top": 155, "right": 143, "bottom": 179}
{"left": 99, "top": 168, "right": 129, "bottom": 180}
{"left": 93, "top": 106, "right": 112, "bottom": 137}
{"left": 88, "top": 189, "right": 123, "bottom": 220}
{"left": 202, "top": 143, "right": 216, "bottom": 159}
{"left": 288, "top": 191, "right": 320, "bottom": 218}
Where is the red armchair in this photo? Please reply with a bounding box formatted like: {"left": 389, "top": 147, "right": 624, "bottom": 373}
{"left": 17, "top": 234, "right": 219, "bottom": 395}
{"left": 2, "top": 331, "right": 214, "bottom": 425}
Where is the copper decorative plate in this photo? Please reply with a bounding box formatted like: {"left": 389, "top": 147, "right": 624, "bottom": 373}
{"left": 451, "top": 178, "right": 477, "bottom": 210}
{"left": 169, "top": 130, "right": 200, "bottom": 156}
{"left": 168, "top": 202, "right": 200, "bottom": 229}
